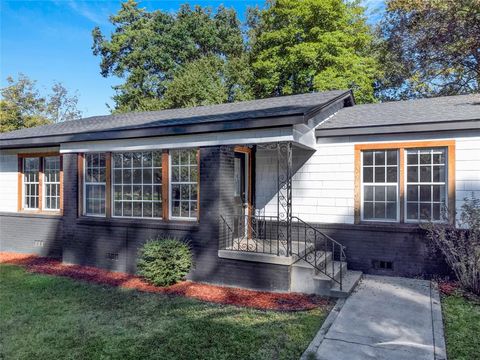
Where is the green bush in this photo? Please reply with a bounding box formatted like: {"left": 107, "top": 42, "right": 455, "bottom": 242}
{"left": 137, "top": 238, "right": 192, "bottom": 286}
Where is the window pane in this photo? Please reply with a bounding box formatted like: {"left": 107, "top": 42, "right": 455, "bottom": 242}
{"left": 386, "top": 202, "right": 396, "bottom": 219}
{"left": 374, "top": 151, "right": 385, "bottom": 165}
{"left": 364, "top": 202, "right": 373, "bottom": 219}
{"left": 386, "top": 166, "right": 397, "bottom": 182}
{"left": 375, "top": 186, "right": 385, "bottom": 201}
{"left": 407, "top": 166, "right": 418, "bottom": 182}
{"left": 363, "top": 167, "right": 373, "bottom": 183}
{"left": 407, "top": 203, "right": 418, "bottom": 220}
{"left": 374, "top": 202, "right": 385, "bottom": 218}
{"left": 407, "top": 185, "right": 418, "bottom": 202}
{"left": 364, "top": 186, "right": 373, "bottom": 201}
{"left": 363, "top": 151, "right": 373, "bottom": 166}
{"left": 386, "top": 150, "right": 397, "bottom": 165}
{"left": 374, "top": 167, "right": 385, "bottom": 183}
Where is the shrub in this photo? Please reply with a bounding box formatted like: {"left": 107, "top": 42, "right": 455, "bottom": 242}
{"left": 137, "top": 237, "right": 192, "bottom": 287}
{"left": 422, "top": 197, "right": 480, "bottom": 295}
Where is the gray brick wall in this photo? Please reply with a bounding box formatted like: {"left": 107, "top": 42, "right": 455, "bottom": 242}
{"left": 0, "top": 213, "right": 63, "bottom": 257}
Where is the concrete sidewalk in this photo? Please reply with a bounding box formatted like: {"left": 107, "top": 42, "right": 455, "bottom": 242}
{"left": 303, "top": 275, "right": 446, "bottom": 360}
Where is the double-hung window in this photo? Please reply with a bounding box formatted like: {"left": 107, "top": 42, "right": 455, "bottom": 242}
{"left": 170, "top": 149, "right": 198, "bottom": 220}
{"left": 84, "top": 153, "right": 106, "bottom": 216}
{"left": 356, "top": 141, "right": 454, "bottom": 224}
{"left": 19, "top": 154, "right": 62, "bottom": 213}
{"left": 361, "top": 150, "right": 398, "bottom": 221}
{"left": 23, "top": 157, "right": 40, "bottom": 209}
{"left": 43, "top": 156, "right": 61, "bottom": 211}
{"left": 406, "top": 148, "right": 447, "bottom": 221}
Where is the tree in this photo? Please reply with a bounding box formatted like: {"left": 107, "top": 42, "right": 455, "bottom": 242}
{"left": 376, "top": 0, "right": 480, "bottom": 100}
{"left": 162, "top": 55, "right": 253, "bottom": 109}
{"left": 248, "top": 0, "right": 379, "bottom": 103}
{"left": 92, "top": 0, "right": 248, "bottom": 112}
{"left": 0, "top": 74, "right": 82, "bottom": 133}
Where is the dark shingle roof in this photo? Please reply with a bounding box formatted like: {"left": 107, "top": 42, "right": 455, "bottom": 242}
{"left": 318, "top": 94, "right": 480, "bottom": 130}
{"left": 0, "top": 90, "right": 350, "bottom": 142}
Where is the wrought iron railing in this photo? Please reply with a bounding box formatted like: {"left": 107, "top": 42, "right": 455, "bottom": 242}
{"left": 220, "top": 214, "right": 290, "bottom": 256}
{"left": 220, "top": 214, "right": 346, "bottom": 290}
{"left": 291, "top": 216, "right": 346, "bottom": 290}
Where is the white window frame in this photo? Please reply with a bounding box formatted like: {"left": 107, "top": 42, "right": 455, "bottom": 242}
{"left": 23, "top": 157, "right": 40, "bottom": 210}
{"left": 111, "top": 151, "right": 163, "bottom": 220}
{"left": 42, "top": 156, "right": 61, "bottom": 211}
{"left": 169, "top": 148, "right": 198, "bottom": 221}
{"left": 404, "top": 148, "right": 448, "bottom": 223}
{"left": 360, "top": 150, "right": 400, "bottom": 223}
{"left": 83, "top": 153, "right": 106, "bottom": 217}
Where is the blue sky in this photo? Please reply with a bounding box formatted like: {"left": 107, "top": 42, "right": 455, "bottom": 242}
{"left": 1, "top": 0, "right": 385, "bottom": 117}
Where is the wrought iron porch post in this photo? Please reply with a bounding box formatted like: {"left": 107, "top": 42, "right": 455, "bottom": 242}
{"left": 276, "top": 141, "right": 293, "bottom": 256}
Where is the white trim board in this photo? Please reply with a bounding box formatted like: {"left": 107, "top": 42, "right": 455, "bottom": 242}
{"left": 60, "top": 127, "right": 317, "bottom": 153}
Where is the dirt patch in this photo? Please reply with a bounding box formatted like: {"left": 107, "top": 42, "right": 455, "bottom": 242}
{"left": 0, "top": 252, "right": 330, "bottom": 311}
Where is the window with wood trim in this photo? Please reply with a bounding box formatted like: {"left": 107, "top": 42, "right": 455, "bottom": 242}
{"left": 81, "top": 148, "right": 199, "bottom": 221}
{"left": 405, "top": 148, "right": 447, "bottom": 221}
{"left": 23, "top": 157, "right": 40, "bottom": 209}
{"left": 354, "top": 141, "right": 455, "bottom": 224}
{"left": 170, "top": 149, "right": 198, "bottom": 220}
{"left": 84, "top": 153, "right": 106, "bottom": 216}
{"left": 18, "top": 153, "right": 63, "bottom": 213}
{"left": 361, "top": 150, "right": 399, "bottom": 221}
{"left": 43, "top": 156, "right": 61, "bottom": 210}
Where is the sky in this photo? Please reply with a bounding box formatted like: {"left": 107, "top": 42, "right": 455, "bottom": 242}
{"left": 1, "top": 0, "right": 385, "bottom": 117}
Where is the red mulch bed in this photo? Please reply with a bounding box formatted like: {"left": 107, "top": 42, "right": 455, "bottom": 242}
{"left": 0, "top": 252, "right": 330, "bottom": 311}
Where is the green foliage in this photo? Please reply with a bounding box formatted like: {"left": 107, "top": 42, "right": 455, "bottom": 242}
{"left": 0, "top": 74, "right": 82, "bottom": 132}
{"left": 92, "top": 0, "right": 248, "bottom": 113}
{"left": 0, "top": 264, "right": 328, "bottom": 360}
{"left": 442, "top": 294, "right": 480, "bottom": 359}
{"left": 249, "top": 0, "right": 380, "bottom": 103}
{"left": 376, "top": 0, "right": 480, "bottom": 100}
{"left": 422, "top": 197, "right": 480, "bottom": 295}
{"left": 162, "top": 55, "right": 253, "bottom": 109}
{"left": 137, "top": 238, "right": 193, "bottom": 286}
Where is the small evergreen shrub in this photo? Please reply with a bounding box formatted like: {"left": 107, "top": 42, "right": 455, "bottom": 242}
{"left": 137, "top": 237, "right": 192, "bottom": 286}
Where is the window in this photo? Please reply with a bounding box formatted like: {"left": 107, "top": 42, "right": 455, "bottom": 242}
{"left": 23, "top": 157, "right": 40, "bottom": 209}
{"left": 81, "top": 148, "right": 199, "bottom": 220}
{"left": 355, "top": 141, "right": 454, "bottom": 224}
{"left": 112, "top": 151, "right": 163, "bottom": 218}
{"left": 19, "top": 154, "right": 62, "bottom": 213}
{"left": 84, "top": 153, "right": 106, "bottom": 216}
{"left": 170, "top": 149, "right": 198, "bottom": 220}
{"left": 361, "top": 150, "right": 398, "bottom": 221}
{"left": 43, "top": 156, "right": 61, "bottom": 210}
{"left": 406, "top": 148, "right": 447, "bottom": 221}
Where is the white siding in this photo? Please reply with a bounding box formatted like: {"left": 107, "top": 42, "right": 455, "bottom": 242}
{"left": 0, "top": 152, "right": 18, "bottom": 212}
{"left": 0, "top": 147, "right": 60, "bottom": 213}
{"left": 256, "top": 143, "right": 355, "bottom": 224}
{"left": 255, "top": 133, "right": 480, "bottom": 225}
{"left": 456, "top": 137, "right": 480, "bottom": 215}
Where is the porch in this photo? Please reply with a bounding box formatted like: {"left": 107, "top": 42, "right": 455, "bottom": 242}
{"left": 216, "top": 142, "right": 359, "bottom": 296}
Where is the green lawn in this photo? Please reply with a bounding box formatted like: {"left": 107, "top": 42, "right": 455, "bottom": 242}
{"left": 0, "top": 264, "right": 329, "bottom": 360}
{"left": 442, "top": 293, "right": 480, "bottom": 360}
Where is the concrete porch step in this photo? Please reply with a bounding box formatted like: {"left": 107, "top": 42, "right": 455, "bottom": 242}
{"left": 292, "top": 251, "right": 332, "bottom": 270}
{"left": 329, "top": 270, "right": 363, "bottom": 298}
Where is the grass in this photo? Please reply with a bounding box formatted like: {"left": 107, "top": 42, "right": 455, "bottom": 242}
{"left": 0, "top": 264, "right": 329, "bottom": 360}
{"left": 442, "top": 292, "right": 480, "bottom": 360}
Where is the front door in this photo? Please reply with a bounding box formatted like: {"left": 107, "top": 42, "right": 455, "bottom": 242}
{"left": 233, "top": 150, "right": 249, "bottom": 239}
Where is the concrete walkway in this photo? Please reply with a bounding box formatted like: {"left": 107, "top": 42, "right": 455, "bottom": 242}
{"left": 303, "top": 275, "right": 446, "bottom": 360}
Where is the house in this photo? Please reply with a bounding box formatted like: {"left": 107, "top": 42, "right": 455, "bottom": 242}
{"left": 1, "top": 91, "right": 479, "bottom": 296}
